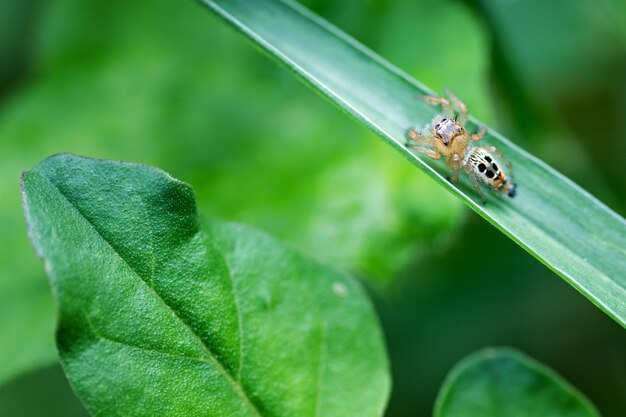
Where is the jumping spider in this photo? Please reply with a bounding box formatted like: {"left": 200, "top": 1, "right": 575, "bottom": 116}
{"left": 405, "top": 92, "right": 516, "bottom": 203}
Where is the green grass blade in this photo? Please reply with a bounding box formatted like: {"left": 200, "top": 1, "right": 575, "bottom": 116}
{"left": 197, "top": 0, "right": 626, "bottom": 326}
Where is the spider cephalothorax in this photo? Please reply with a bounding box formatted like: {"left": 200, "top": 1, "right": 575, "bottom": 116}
{"left": 433, "top": 117, "right": 463, "bottom": 145}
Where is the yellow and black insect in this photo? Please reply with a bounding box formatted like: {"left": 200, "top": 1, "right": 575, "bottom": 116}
{"left": 406, "top": 92, "right": 516, "bottom": 203}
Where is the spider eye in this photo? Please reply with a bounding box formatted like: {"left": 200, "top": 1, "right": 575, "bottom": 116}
{"left": 435, "top": 124, "right": 441, "bottom": 129}
{"left": 456, "top": 126, "right": 462, "bottom": 132}
{"left": 441, "top": 118, "right": 447, "bottom": 123}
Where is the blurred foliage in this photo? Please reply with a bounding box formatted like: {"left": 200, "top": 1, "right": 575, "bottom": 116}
{"left": 0, "top": 365, "right": 89, "bottom": 417}
{"left": 0, "top": 0, "right": 625, "bottom": 416}
{"left": 378, "top": 216, "right": 626, "bottom": 417}
{"left": 0, "top": 0, "right": 39, "bottom": 95}
{"left": 434, "top": 348, "right": 600, "bottom": 417}
{"left": 0, "top": 0, "right": 478, "bottom": 388}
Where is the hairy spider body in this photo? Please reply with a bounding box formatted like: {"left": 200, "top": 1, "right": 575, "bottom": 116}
{"left": 467, "top": 147, "right": 516, "bottom": 197}
{"left": 406, "top": 92, "right": 516, "bottom": 203}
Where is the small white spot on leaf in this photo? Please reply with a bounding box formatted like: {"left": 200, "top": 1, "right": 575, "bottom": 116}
{"left": 332, "top": 282, "right": 348, "bottom": 297}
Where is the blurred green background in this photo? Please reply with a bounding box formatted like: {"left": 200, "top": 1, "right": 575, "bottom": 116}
{"left": 0, "top": 0, "right": 625, "bottom": 415}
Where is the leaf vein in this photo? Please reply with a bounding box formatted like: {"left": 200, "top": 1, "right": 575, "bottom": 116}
{"left": 84, "top": 310, "right": 213, "bottom": 367}
{"left": 43, "top": 176, "right": 263, "bottom": 417}
{"left": 210, "top": 237, "right": 245, "bottom": 383}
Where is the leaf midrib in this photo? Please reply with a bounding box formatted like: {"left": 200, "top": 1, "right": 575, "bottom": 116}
{"left": 212, "top": 226, "right": 329, "bottom": 417}
{"left": 207, "top": 235, "right": 245, "bottom": 382}
{"left": 83, "top": 311, "right": 215, "bottom": 366}
{"left": 36, "top": 171, "right": 263, "bottom": 417}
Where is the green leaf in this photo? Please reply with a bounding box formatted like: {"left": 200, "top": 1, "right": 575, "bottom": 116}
{"left": 197, "top": 0, "right": 626, "bottom": 326}
{"left": 21, "top": 154, "right": 390, "bottom": 417}
{"left": 434, "top": 348, "right": 601, "bottom": 417}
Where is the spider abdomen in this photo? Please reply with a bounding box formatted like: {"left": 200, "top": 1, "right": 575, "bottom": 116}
{"left": 467, "top": 148, "right": 516, "bottom": 197}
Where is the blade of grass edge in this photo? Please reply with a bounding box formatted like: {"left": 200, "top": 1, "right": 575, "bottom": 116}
{"left": 196, "top": 0, "right": 626, "bottom": 327}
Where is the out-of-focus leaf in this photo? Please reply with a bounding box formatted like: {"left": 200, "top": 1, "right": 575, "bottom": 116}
{"left": 475, "top": 0, "right": 624, "bottom": 97}
{"left": 21, "top": 154, "right": 390, "bottom": 416}
{"left": 0, "top": 0, "right": 37, "bottom": 89}
{"left": 434, "top": 348, "right": 600, "bottom": 417}
{"left": 198, "top": 0, "right": 626, "bottom": 327}
{"left": 0, "top": 364, "right": 89, "bottom": 417}
{"left": 371, "top": 0, "right": 493, "bottom": 122}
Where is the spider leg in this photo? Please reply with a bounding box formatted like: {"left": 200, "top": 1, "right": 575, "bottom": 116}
{"left": 444, "top": 153, "right": 463, "bottom": 183}
{"left": 447, "top": 166, "right": 462, "bottom": 183}
{"left": 444, "top": 89, "right": 469, "bottom": 125}
{"left": 472, "top": 179, "right": 487, "bottom": 205}
{"left": 471, "top": 126, "right": 487, "bottom": 142}
{"left": 418, "top": 94, "right": 455, "bottom": 119}
{"left": 464, "top": 165, "right": 487, "bottom": 204}
{"left": 407, "top": 144, "right": 442, "bottom": 160}
{"left": 406, "top": 128, "right": 441, "bottom": 160}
